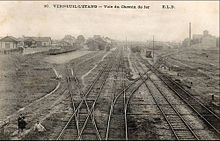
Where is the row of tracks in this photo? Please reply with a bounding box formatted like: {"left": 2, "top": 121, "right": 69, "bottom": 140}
{"left": 56, "top": 50, "right": 118, "bottom": 140}
{"left": 105, "top": 49, "right": 127, "bottom": 140}
{"left": 131, "top": 54, "right": 199, "bottom": 140}
{"left": 59, "top": 48, "right": 149, "bottom": 140}
{"left": 135, "top": 53, "right": 220, "bottom": 139}
{"left": 55, "top": 46, "right": 220, "bottom": 140}
{"left": 105, "top": 48, "right": 151, "bottom": 140}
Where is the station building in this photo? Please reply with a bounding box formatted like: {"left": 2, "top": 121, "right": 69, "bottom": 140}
{"left": 0, "top": 36, "right": 19, "bottom": 49}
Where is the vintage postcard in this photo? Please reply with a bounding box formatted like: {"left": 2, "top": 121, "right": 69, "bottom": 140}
{"left": 0, "top": 1, "right": 219, "bottom": 140}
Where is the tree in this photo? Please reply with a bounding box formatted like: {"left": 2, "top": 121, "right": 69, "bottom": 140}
{"left": 86, "top": 38, "right": 98, "bottom": 50}
{"left": 85, "top": 36, "right": 113, "bottom": 51}
{"left": 94, "top": 36, "right": 107, "bottom": 50}
{"left": 76, "top": 35, "right": 85, "bottom": 45}
{"left": 62, "top": 35, "right": 76, "bottom": 46}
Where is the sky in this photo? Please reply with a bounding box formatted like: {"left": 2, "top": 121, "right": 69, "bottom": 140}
{"left": 0, "top": 1, "right": 219, "bottom": 42}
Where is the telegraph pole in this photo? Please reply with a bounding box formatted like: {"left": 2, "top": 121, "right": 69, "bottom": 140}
{"left": 189, "top": 22, "right": 191, "bottom": 47}
{"left": 152, "top": 35, "right": 154, "bottom": 63}
{"left": 125, "top": 36, "right": 127, "bottom": 49}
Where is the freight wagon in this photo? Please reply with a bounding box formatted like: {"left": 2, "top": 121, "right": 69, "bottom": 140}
{"left": 145, "top": 50, "right": 152, "bottom": 58}
{"left": 47, "top": 47, "right": 77, "bottom": 55}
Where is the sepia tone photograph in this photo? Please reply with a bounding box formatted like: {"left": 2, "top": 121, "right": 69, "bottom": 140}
{"left": 0, "top": 1, "right": 219, "bottom": 140}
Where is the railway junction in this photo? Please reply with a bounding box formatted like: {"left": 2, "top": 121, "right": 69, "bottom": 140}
{"left": 0, "top": 44, "right": 219, "bottom": 140}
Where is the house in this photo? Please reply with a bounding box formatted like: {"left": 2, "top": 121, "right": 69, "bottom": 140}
{"left": 23, "top": 37, "right": 52, "bottom": 47}
{"left": 34, "top": 37, "right": 52, "bottom": 47}
{"left": 0, "top": 36, "right": 18, "bottom": 49}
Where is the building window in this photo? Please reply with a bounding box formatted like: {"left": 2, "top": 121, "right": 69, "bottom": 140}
{"left": 5, "top": 42, "right": 10, "bottom": 48}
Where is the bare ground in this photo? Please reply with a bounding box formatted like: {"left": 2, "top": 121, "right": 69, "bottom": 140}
{"left": 0, "top": 50, "right": 107, "bottom": 140}
{"left": 152, "top": 47, "right": 220, "bottom": 114}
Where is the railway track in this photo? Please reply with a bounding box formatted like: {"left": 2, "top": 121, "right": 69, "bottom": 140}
{"left": 71, "top": 68, "right": 101, "bottom": 140}
{"left": 105, "top": 48, "right": 151, "bottom": 140}
{"left": 122, "top": 52, "right": 128, "bottom": 140}
{"left": 131, "top": 57, "right": 199, "bottom": 140}
{"left": 105, "top": 49, "right": 126, "bottom": 140}
{"left": 71, "top": 51, "right": 106, "bottom": 70}
{"left": 123, "top": 77, "right": 147, "bottom": 139}
{"left": 76, "top": 62, "right": 113, "bottom": 140}
{"left": 64, "top": 75, "right": 81, "bottom": 139}
{"left": 159, "top": 73, "right": 220, "bottom": 133}
{"left": 56, "top": 51, "right": 117, "bottom": 140}
{"left": 56, "top": 47, "right": 220, "bottom": 140}
{"left": 137, "top": 53, "right": 220, "bottom": 137}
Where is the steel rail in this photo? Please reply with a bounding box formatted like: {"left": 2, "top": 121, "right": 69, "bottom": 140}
{"left": 71, "top": 68, "right": 102, "bottom": 140}
{"left": 106, "top": 78, "right": 146, "bottom": 139}
{"left": 161, "top": 75, "right": 220, "bottom": 135}
{"left": 122, "top": 55, "right": 128, "bottom": 141}
{"left": 105, "top": 49, "right": 129, "bottom": 140}
{"left": 105, "top": 50, "right": 123, "bottom": 140}
{"left": 67, "top": 75, "right": 80, "bottom": 139}
{"left": 105, "top": 73, "right": 150, "bottom": 140}
{"left": 134, "top": 54, "right": 199, "bottom": 140}
{"left": 56, "top": 55, "right": 112, "bottom": 140}
{"left": 105, "top": 48, "right": 151, "bottom": 140}
{"left": 76, "top": 53, "right": 117, "bottom": 140}
{"left": 138, "top": 53, "right": 220, "bottom": 136}
{"left": 139, "top": 73, "right": 179, "bottom": 139}
{"left": 76, "top": 68, "right": 110, "bottom": 140}
{"left": 123, "top": 77, "right": 146, "bottom": 140}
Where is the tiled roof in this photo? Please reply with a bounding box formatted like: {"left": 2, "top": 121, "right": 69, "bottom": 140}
{"left": 24, "top": 37, "right": 51, "bottom": 42}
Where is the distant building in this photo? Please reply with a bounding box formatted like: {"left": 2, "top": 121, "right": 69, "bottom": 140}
{"left": 192, "top": 34, "right": 203, "bottom": 40}
{"left": 182, "top": 30, "right": 218, "bottom": 48}
{"left": 0, "top": 36, "right": 18, "bottom": 49}
{"left": 22, "top": 37, "right": 52, "bottom": 47}
{"left": 199, "top": 30, "right": 216, "bottom": 47}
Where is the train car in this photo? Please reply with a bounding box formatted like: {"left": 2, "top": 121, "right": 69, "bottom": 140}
{"left": 145, "top": 50, "right": 152, "bottom": 58}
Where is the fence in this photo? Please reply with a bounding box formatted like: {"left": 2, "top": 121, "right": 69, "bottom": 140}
{"left": 0, "top": 47, "right": 23, "bottom": 54}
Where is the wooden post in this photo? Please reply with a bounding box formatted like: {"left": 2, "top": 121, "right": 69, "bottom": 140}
{"left": 212, "top": 94, "right": 214, "bottom": 101}
{"left": 189, "top": 22, "right": 191, "bottom": 47}
{"left": 152, "top": 35, "right": 154, "bottom": 63}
